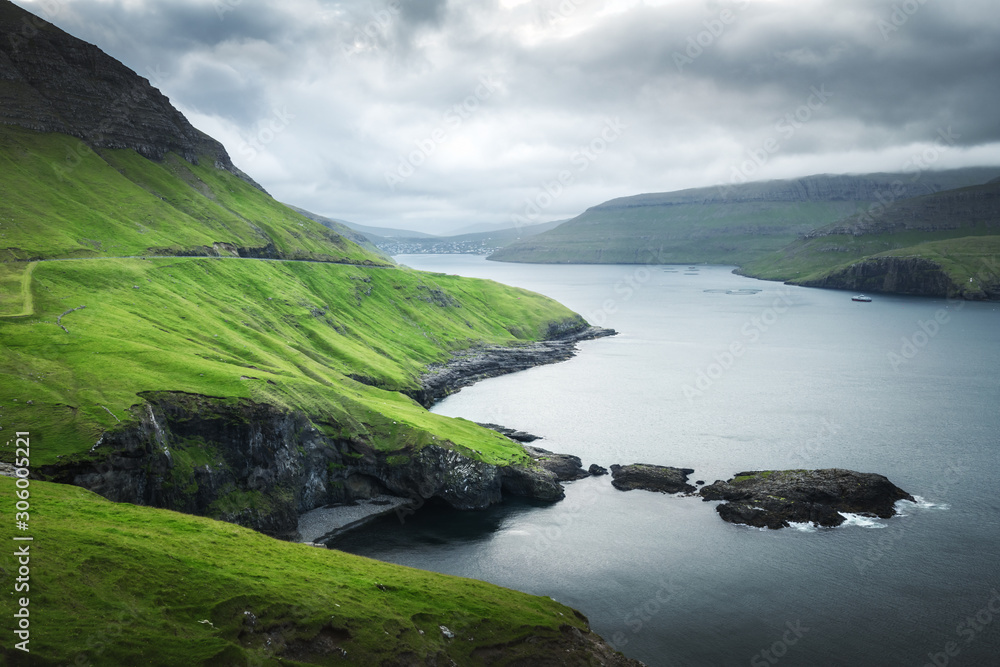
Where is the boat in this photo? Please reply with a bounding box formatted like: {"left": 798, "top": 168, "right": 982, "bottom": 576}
{"left": 852, "top": 295, "right": 872, "bottom": 302}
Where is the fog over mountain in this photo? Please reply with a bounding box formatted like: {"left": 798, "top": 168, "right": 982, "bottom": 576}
{"left": 14, "top": 0, "right": 1000, "bottom": 234}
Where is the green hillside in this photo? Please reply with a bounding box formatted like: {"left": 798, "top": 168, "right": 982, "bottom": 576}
{"left": 0, "top": 125, "right": 384, "bottom": 264}
{"left": 490, "top": 199, "right": 864, "bottom": 265}
{"left": 490, "top": 170, "right": 1000, "bottom": 266}
{"left": 741, "top": 179, "right": 1000, "bottom": 298}
{"left": 0, "top": 254, "right": 583, "bottom": 468}
{"left": 0, "top": 477, "right": 623, "bottom": 666}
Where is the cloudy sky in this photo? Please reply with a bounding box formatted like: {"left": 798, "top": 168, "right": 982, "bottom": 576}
{"left": 14, "top": 0, "right": 1000, "bottom": 235}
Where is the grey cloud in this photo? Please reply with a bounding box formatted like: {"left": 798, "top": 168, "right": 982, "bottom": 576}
{"left": 11, "top": 0, "right": 1000, "bottom": 234}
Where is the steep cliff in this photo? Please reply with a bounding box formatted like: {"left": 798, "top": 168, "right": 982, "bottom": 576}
{"left": 742, "top": 179, "right": 1000, "bottom": 298}
{"left": 0, "top": 0, "right": 259, "bottom": 187}
{"left": 41, "top": 392, "right": 563, "bottom": 539}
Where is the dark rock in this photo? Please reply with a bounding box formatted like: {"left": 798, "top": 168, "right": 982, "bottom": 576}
{"left": 0, "top": 1, "right": 263, "bottom": 190}
{"left": 609, "top": 464, "right": 696, "bottom": 494}
{"left": 588, "top": 464, "right": 608, "bottom": 476}
{"left": 500, "top": 465, "right": 564, "bottom": 502}
{"left": 695, "top": 480, "right": 705, "bottom": 486}
{"left": 700, "top": 469, "right": 916, "bottom": 529}
{"left": 476, "top": 422, "right": 541, "bottom": 443}
{"left": 411, "top": 324, "right": 617, "bottom": 408}
{"left": 524, "top": 445, "right": 589, "bottom": 482}
{"left": 40, "top": 391, "right": 565, "bottom": 538}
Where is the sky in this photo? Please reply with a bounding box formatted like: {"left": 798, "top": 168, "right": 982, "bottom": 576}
{"left": 13, "top": 0, "right": 1000, "bottom": 235}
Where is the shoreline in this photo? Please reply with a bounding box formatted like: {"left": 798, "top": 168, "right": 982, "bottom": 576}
{"left": 297, "top": 495, "right": 414, "bottom": 545}
{"left": 411, "top": 325, "right": 617, "bottom": 408}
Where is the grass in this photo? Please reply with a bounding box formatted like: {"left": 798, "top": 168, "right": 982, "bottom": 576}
{"left": 0, "top": 257, "right": 583, "bottom": 467}
{"left": 0, "top": 125, "right": 386, "bottom": 265}
{"left": 0, "top": 477, "right": 594, "bottom": 666}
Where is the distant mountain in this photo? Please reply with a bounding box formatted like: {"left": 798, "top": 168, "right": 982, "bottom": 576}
{"left": 0, "top": 0, "right": 261, "bottom": 189}
{"left": 338, "top": 219, "right": 438, "bottom": 239}
{"left": 741, "top": 179, "right": 1000, "bottom": 299}
{"left": 381, "top": 219, "right": 567, "bottom": 255}
{"left": 489, "top": 169, "right": 1000, "bottom": 266}
{"left": 284, "top": 204, "right": 393, "bottom": 259}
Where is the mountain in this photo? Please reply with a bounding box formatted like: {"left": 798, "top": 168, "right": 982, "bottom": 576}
{"left": 284, "top": 204, "right": 392, "bottom": 258}
{"left": 290, "top": 204, "right": 566, "bottom": 255}
{"left": 740, "top": 178, "right": 1000, "bottom": 298}
{"left": 489, "top": 169, "right": 1000, "bottom": 266}
{"left": 379, "top": 219, "right": 567, "bottom": 256}
{"left": 0, "top": 2, "right": 628, "bottom": 664}
{"left": 0, "top": 0, "right": 258, "bottom": 187}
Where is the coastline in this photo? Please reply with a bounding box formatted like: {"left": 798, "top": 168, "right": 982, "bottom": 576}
{"left": 293, "top": 324, "right": 617, "bottom": 542}
{"left": 410, "top": 325, "right": 617, "bottom": 408}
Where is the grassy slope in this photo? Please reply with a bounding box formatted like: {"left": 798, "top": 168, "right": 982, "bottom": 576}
{"left": 0, "top": 128, "right": 585, "bottom": 468}
{"left": 490, "top": 200, "right": 864, "bottom": 265}
{"left": 0, "top": 125, "right": 383, "bottom": 264}
{"left": 740, "top": 181, "right": 1000, "bottom": 292}
{"left": 0, "top": 256, "right": 582, "bottom": 468}
{"left": 0, "top": 477, "right": 600, "bottom": 666}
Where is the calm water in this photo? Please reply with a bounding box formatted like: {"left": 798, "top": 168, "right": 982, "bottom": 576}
{"left": 335, "top": 255, "right": 1000, "bottom": 666}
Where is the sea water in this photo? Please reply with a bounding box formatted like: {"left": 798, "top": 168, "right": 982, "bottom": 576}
{"left": 335, "top": 255, "right": 1000, "bottom": 667}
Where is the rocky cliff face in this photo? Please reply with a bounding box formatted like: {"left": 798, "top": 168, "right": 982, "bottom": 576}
{"left": 41, "top": 392, "right": 563, "bottom": 539}
{"left": 806, "top": 180, "right": 1000, "bottom": 238}
{"left": 0, "top": 0, "right": 261, "bottom": 188}
{"left": 798, "top": 256, "right": 959, "bottom": 297}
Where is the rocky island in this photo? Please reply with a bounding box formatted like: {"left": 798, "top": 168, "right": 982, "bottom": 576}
{"left": 610, "top": 463, "right": 697, "bottom": 494}
{"left": 699, "top": 469, "right": 916, "bottom": 529}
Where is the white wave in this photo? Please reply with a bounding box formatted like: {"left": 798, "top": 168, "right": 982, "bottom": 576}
{"left": 895, "top": 495, "right": 950, "bottom": 515}
{"left": 788, "top": 521, "right": 818, "bottom": 533}
{"left": 839, "top": 513, "right": 887, "bottom": 529}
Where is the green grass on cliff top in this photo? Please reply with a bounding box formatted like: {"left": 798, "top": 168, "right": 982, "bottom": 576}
{"left": 0, "top": 477, "right": 593, "bottom": 666}
{"left": 0, "top": 127, "right": 587, "bottom": 468}
{"left": 0, "top": 124, "right": 384, "bottom": 264}
{"left": 0, "top": 256, "right": 583, "bottom": 467}
{"left": 740, "top": 229, "right": 1000, "bottom": 289}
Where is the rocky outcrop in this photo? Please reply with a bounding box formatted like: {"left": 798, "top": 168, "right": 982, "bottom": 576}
{"left": 797, "top": 256, "right": 958, "bottom": 297}
{"left": 412, "top": 324, "right": 616, "bottom": 407}
{"left": 699, "top": 469, "right": 915, "bottom": 529}
{"left": 0, "top": 0, "right": 262, "bottom": 189}
{"left": 524, "top": 446, "right": 590, "bottom": 482}
{"left": 40, "top": 392, "right": 564, "bottom": 539}
{"left": 477, "top": 423, "right": 541, "bottom": 442}
{"left": 609, "top": 464, "right": 696, "bottom": 494}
